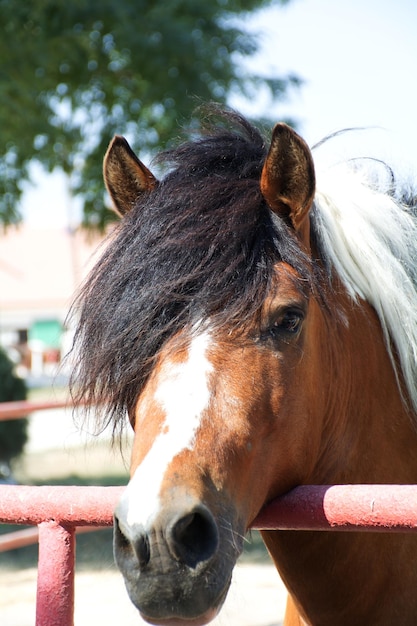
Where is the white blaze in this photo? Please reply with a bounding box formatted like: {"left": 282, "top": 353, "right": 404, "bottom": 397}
{"left": 120, "top": 329, "right": 213, "bottom": 529}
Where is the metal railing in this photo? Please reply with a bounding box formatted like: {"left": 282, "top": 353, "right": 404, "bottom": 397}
{"left": 0, "top": 484, "right": 122, "bottom": 626}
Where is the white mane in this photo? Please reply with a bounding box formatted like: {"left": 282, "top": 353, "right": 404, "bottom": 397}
{"left": 312, "top": 160, "right": 417, "bottom": 414}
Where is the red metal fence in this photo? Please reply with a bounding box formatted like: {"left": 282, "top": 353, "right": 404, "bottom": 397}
{"left": 2, "top": 400, "right": 417, "bottom": 625}
{"left": 0, "top": 485, "right": 122, "bottom": 626}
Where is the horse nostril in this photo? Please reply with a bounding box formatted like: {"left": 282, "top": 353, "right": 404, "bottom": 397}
{"left": 114, "top": 515, "right": 130, "bottom": 551}
{"left": 169, "top": 506, "right": 219, "bottom": 568}
{"left": 114, "top": 515, "right": 150, "bottom": 568}
{"left": 133, "top": 533, "right": 151, "bottom": 568}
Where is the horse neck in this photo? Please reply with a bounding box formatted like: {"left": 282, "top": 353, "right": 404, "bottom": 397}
{"left": 311, "top": 284, "right": 417, "bottom": 485}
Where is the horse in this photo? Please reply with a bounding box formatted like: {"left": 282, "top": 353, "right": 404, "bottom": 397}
{"left": 70, "top": 106, "right": 417, "bottom": 625}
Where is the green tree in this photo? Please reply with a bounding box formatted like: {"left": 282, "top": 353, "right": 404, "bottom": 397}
{"left": 0, "top": 0, "right": 298, "bottom": 229}
{"left": 0, "top": 348, "right": 28, "bottom": 477}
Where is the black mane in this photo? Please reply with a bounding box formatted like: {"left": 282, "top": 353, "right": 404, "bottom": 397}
{"left": 69, "top": 108, "right": 313, "bottom": 430}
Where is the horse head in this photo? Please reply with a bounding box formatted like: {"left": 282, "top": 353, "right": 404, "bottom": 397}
{"left": 102, "top": 121, "right": 324, "bottom": 624}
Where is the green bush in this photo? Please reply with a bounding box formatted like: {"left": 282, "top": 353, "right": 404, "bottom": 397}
{"left": 0, "top": 347, "right": 28, "bottom": 466}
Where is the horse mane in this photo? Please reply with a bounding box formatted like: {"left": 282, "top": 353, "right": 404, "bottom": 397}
{"left": 311, "top": 157, "right": 417, "bottom": 414}
{"left": 69, "top": 106, "right": 417, "bottom": 431}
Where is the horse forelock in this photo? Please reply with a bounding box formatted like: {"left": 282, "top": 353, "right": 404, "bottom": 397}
{"left": 69, "top": 110, "right": 316, "bottom": 432}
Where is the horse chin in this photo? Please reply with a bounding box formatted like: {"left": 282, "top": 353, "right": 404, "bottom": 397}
{"left": 120, "top": 564, "right": 232, "bottom": 626}
{"left": 125, "top": 566, "right": 233, "bottom": 626}
{"left": 140, "top": 606, "right": 223, "bottom": 626}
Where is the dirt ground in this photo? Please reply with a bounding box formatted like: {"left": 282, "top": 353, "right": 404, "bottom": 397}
{"left": 1, "top": 406, "right": 288, "bottom": 625}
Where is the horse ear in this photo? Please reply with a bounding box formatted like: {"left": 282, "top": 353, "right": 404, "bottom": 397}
{"left": 103, "top": 136, "right": 158, "bottom": 217}
{"left": 260, "top": 123, "right": 315, "bottom": 230}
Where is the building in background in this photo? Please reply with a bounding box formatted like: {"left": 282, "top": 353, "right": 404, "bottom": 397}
{"left": 0, "top": 225, "right": 106, "bottom": 382}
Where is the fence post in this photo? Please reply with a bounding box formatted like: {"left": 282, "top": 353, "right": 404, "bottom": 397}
{"left": 36, "top": 521, "right": 76, "bottom": 626}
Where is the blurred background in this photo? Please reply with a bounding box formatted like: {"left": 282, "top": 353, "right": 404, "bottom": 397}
{"left": 0, "top": 1, "right": 415, "bottom": 623}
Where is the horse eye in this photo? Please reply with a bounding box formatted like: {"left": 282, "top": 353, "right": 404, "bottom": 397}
{"left": 279, "top": 311, "right": 303, "bottom": 333}
{"left": 264, "top": 309, "right": 304, "bottom": 341}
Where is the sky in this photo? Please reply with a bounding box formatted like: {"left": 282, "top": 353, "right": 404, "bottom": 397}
{"left": 236, "top": 0, "right": 417, "bottom": 170}
{"left": 22, "top": 0, "right": 417, "bottom": 226}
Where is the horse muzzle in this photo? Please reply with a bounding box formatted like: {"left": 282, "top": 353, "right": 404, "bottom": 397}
{"left": 113, "top": 490, "right": 243, "bottom": 624}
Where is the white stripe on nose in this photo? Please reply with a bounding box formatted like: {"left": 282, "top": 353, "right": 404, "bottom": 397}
{"left": 119, "top": 328, "right": 213, "bottom": 529}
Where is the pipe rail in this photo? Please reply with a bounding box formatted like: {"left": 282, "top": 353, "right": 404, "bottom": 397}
{"left": 0, "top": 399, "right": 73, "bottom": 421}
{"left": 2, "top": 484, "right": 417, "bottom": 626}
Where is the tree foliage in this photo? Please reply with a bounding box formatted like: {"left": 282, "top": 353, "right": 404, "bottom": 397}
{"left": 0, "top": 348, "right": 28, "bottom": 467}
{"left": 0, "top": 0, "right": 297, "bottom": 228}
